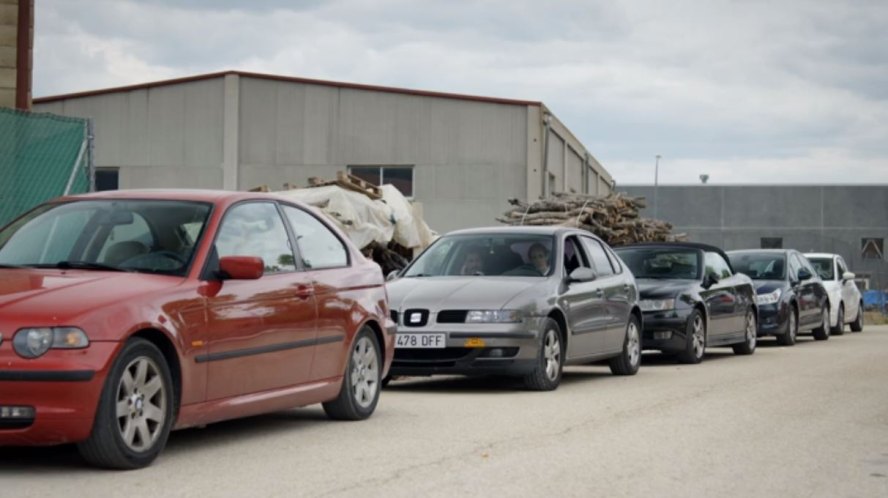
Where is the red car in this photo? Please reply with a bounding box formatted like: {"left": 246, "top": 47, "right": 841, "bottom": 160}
{"left": 0, "top": 190, "right": 394, "bottom": 469}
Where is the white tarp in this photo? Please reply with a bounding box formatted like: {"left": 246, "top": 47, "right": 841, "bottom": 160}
{"left": 273, "top": 185, "right": 435, "bottom": 251}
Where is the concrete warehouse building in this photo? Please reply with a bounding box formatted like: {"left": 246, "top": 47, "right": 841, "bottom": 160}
{"left": 621, "top": 184, "right": 888, "bottom": 289}
{"left": 33, "top": 71, "right": 614, "bottom": 232}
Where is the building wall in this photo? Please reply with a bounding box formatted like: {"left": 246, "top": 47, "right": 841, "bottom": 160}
{"left": 0, "top": 0, "right": 17, "bottom": 107}
{"left": 35, "top": 79, "right": 227, "bottom": 188}
{"left": 620, "top": 185, "right": 888, "bottom": 289}
{"left": 33, "top": 72, "right": 615, "bottom": 234}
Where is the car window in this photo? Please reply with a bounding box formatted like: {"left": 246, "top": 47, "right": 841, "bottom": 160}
{"left": 215, "top": 202, "right": 296, "bottom": 274}
{"left": 836, "top": 257, "right": 848, "bottom": 277}
{"left": 787, "top": 254, "right": 802, "bottom": 281}
{"left": 580, "top": 236, "right": 615, "bottom": 277}
{"left": 403, "top": 234, "right": 555, "bottom": 277}
{"left": 614, "top": 247, "right": 700, "bottom": 280}
{"left": 728, "top": 252, "right": 786, "bottom": 280}
{"left": 798, "top": 255, "right": 819, "bottom": 279}
{"left": 282, "top": 205, "right": 349, "bottom": 269}
{"left": 807, "top": 257, "right": 834, "bottom": 280}
{"left": 604, "top": 245, "right": 623, "bottom": 274}
{"left": 704, "top": 252, "right": 733, "bottom": 279}
{"left": 97, "top": 213, "right": 154, "bottom": 263}
{"left": 563, "top": 236, "right": 590, "bottom": 275}
{"left": 0, "top": 205, "right": 94, "bottom": 264}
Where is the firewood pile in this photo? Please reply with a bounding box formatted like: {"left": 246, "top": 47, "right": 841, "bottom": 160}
{"left": 496, "top": 192, "right": 687, "bottom": 246}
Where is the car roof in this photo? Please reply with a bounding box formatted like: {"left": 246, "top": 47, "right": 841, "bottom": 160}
{"left": 55, "top": 189, "right": 310, "bottom": 206}
{"left": 803, "top": 252, "right": 836, "bottom": 259}
{"left": 726, "top": 249, "right": 792, "bottom": 255}
{"left": 445, "top": 226, "right": 578, "bottom": 237}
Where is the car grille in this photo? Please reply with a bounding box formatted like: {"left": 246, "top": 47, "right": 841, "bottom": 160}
{"left": 402, "top": 309, "right": 429, "bottom": 327}
{"left": 395, "top": 348, "right": 474, "bottom": 361}
{"left": 437, "top": 310, "right": 468, "bottom": 323}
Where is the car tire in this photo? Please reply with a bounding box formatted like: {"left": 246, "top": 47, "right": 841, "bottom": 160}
{"left": 733, "top": 307, "right": 757, "bottom": 355}
{"left": 523, "top": 318, "right": 564, "bottom": 391}
{"left": 831, "top": 305, "right": 845, "bottom": 335}
{"left": 609, "top": 314, "right": 641, "bottom": 376}
{"left": 813, "top": 306, "right": 831, "bottom": 341}
{"left": 323, "top": 327, "right": 382, "bottom": 420}
{"left": 850, "top": 303, "right": 864, "bottom": 332}
{"left": 676, "top": 309, "right": 706, "bottom": 364}
{"left": 77, "top": 338, "right": 175, "bottom": 470}
{"left": 776, "top": 305, "right": 798, "bottom": 346}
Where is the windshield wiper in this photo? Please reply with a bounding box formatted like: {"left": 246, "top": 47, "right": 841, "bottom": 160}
{"left": 36, "top": 261, "right": 132, "bottom": 272}
{"left": 406, "top": 273, "right": 435, "bottom": 278}
{"left": 0, "top": 263, "right": 29, "bottom": 269}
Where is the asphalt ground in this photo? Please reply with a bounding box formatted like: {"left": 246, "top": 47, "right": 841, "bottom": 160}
{"left": 3, "top": 326, "right": 888, "bottom": 498}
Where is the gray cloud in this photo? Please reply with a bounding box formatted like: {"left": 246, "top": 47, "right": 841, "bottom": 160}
{"left": 33, "top": 0, "right": 888, "bottom": 185}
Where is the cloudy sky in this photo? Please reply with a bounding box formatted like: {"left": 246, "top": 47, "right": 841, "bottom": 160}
{"left": 33, "top": 0, "right": 888, "bottom": 185}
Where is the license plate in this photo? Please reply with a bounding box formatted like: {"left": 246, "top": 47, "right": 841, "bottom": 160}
{"left": 395, "top": 333, "right": 446, "bottom": 349}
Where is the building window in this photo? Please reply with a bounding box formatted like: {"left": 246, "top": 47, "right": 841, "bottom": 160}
{"left": 348, "top": 166, "right": 413, "bottom": 197}
{"left": 861, "top": 238, "right": 884, "bottom": 260}
{"left": 761, "top": 237, "right": 783, "bottom": 249}
{"left": 95, "top": 168, "right": 119, "bottom": 191}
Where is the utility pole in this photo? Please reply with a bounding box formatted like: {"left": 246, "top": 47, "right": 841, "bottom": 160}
{"left": 654, "top": 155, "right": 661, "bottom": 219}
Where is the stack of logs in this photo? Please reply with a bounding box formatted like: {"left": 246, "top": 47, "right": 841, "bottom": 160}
{"left": 496, "top": 192, "right": 686, "bottom": 246}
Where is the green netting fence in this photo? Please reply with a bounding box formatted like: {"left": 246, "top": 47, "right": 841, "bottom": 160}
{"left": 0, "top": 107, "right": 91, "bottom": 227}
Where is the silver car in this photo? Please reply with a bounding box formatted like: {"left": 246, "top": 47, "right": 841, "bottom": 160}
{"left": 386, "top": 226, "right": 642, "bottom": 391}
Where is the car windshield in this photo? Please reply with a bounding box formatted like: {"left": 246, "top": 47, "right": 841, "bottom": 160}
{"left": 0, "top": 199, "right": 212, "bottom": 277}
{"left": 403, "top": 233, "right": 555, "bottom": 277}
{"left": 728, "top": 252, "right": 786, "bottom": 280}
{"left": 807, "top": 257, "right": 834, "bottom": 280}
{"left": 614, "top": 247, "right": 700, "bottom": 280}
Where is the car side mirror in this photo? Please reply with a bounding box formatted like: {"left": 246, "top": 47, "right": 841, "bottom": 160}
{"left": 567, "top": 267, "right": 596, "bottom": 283}
{"left": 703, "top": 272, "right": 719, "bottom": 289}
{"left": 386, "top": 269, "right": 401, "bottom": 281}
{"left": 797, "top": 267, "right": 812, "bottom": 281}
{"left": 842, "top": 271, "right": 855, "bottom": 281}
{"left": 219, "top": 256, "right": 264, "bottom": 280}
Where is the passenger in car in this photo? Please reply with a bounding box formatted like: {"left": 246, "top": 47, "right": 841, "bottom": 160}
{"left": 528, "top": 243, "right": 551, "bottom": 275}
{"left": 460, "top": 248, "right": 485, "bottom": 275}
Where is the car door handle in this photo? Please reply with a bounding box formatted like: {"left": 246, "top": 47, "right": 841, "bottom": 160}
{"left": 294, "top": 284, "right": 314, "bottom": 300}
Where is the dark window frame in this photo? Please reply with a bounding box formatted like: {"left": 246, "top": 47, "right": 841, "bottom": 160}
{"left": 347, "top": 165, "right": 414, "bottom": 197}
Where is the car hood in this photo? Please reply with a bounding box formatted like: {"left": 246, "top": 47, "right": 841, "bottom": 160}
{"left": 387, "top": 276, "right": 544, "bottom": 311}
{"left": 0, "top": 268, "right": 185, "bottom": 324}
{"left": 751, "top": 280, "right": 788, "bottom": 294}
{"left": 636, "top": 278, "right": 697, "bottom": 299}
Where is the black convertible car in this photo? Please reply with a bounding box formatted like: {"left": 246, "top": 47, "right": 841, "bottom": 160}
{"left": 726, "top": 249, "right": 831, "bottom": 345}
{"left": 613, "top": 243, "right": 757, "bottom": 364}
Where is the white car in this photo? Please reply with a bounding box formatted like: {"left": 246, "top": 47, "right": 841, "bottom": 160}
{"left": 804, "top": 253, "right": 864, "bottom": 334}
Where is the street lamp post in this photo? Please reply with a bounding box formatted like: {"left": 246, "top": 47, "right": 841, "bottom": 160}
{"left": 654, "top": 155, "right": 661, "bottom": 219}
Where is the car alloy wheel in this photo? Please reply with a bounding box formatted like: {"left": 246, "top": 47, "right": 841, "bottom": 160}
{"left": 832, "top": 305, "right": 845, "bottom": 335}
{"left": 116, "top": 357, "right": 168, "bottom": 452}
{"left": 610, "top": 315, "right": 642, "bottom": 376}
{"left": 350, "top": 335, "right": 380, "bottom": 409}
{"left": 543, "top": 328, "right": 562, "bottom": 382}
{"left": 733, "top": 309, "right": 757, "bottom": 355}
{"left": 691, "top": 314, "right": 705, "bottom": 360}
{"left": 523, "top": 318, "right": 564, "bottom": 391}
{"left": 323, "top": 327, "right": 382, "bottom": 420}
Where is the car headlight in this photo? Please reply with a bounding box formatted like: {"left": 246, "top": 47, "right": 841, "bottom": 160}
{"left": 13, "top": 327, "right": 90, "bottom": 359}
{"left": 639, "top": 299, "right": 676, "bottom": 312}
{"left": 465, "top": 310, "right": 524, "bottom": 323}
{"left": 756, "top": 289, "right": 781, "bottom": 305}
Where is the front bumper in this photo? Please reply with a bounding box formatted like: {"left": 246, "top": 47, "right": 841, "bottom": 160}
{"left": 639, "top": 308, "right": 694, "bottom": 353}
{"left": 390, "top": 317, "right": 543, "bottom": 377}
{"left": 0, "top": 342, "right": 120, "bottom": 446}
{"left": 757, "top": 302, "right": 789, "bottom": 336}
